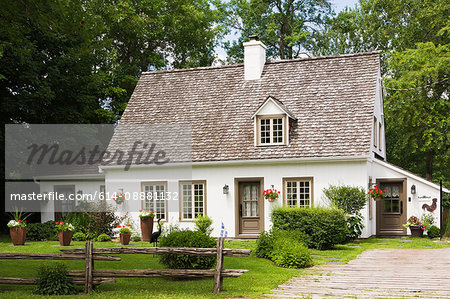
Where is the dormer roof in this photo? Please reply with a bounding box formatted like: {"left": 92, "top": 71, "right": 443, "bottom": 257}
{"left": 252, "top": 96, "right": 297, "bottom": 120}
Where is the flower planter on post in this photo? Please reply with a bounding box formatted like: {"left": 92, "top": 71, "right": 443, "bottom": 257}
{"left": 58, "top": 230, "right": 73, "bottom": 246}
{"left": 409, "top": 225, "right": 424, "bottom": 238}
{"left": 9, "top": 227, "right": 26, "bottom": 246}
{"left": 120, "top": 233, "right": 131, "bottom": 245}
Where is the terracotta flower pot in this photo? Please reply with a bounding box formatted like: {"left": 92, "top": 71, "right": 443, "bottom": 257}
{"left": 409, "top": 226, "right": 424, "bottom": 238}
{"left": 120, "top": 233, "right": 131, "bottom": 245}
{"left": 58, "top": 230, "right": 73, "bottom": 246}
{"left": 267, "top": 197, "right": 277, "bottom": 202}
{"left": 140, "top": 217, "right": 154, "bottom": 242}
{"left": 10, "top": 227, "right": 26, "bottom": 246}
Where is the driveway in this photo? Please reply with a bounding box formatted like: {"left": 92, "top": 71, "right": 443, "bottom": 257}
{"left": 269, "top": 248, "right": 450, "bottom": 298}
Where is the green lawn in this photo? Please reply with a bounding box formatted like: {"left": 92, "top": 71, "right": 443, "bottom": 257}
{"left": 0, "top": 235, "right": 448, "bottom": 298}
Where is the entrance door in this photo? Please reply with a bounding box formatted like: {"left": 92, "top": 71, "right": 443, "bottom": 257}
{"left": 376, "top": 181, "right": 407, "bottom": 236}
{"left": 238, "top": 181, "right": 263, "bottom": 235}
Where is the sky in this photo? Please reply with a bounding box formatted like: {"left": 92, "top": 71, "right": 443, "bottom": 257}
{"left": 215, "top": 0, "right": 360, "bottom": 61}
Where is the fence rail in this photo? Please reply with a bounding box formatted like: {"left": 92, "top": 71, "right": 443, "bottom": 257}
{"left": 0, "top": 237, "right": 250, "bottom": 294}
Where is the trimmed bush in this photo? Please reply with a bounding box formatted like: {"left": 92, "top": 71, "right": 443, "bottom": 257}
{"left": 427, "top": 225, "right": 440, "bottom": 239}
{"left": 322, "top": 185, "right": 367, "bottom": 214}
{"left": 96, "top": 233, "right": 111, "bottom": 242}
{"left": 272, "top": 207, "right": 348, "bottom": 249}
{"left": 72, "top": 232, "right": 86, "bottom": 241}
{"left": 27, "top": 221, "right": 58, "bottom": 241}
{"left": 34, "top": 263, "right": 78, "bottom": 295}
{"left": 159, "top": 230, "right": 216, "bottom": 269}
{"left": 256, "top": 230, "right": 311, "bottom": 268}
{"left": 194, "top": 215, "right": 213, "bottom": 236}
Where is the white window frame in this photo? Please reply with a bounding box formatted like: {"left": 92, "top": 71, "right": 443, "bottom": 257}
{"left": 283, "top": 177, "right": 313, "bottom": 208}
{"left": 179, "top": 181, "right": 206, "bottom": 221}
{"left": 141, "top": 181, "right": 168, "bottom": 221}
{"left": 373, "top": 116, "right": 377, "bottom": 148}
{"left": 256, "top": 115, "right": 286, "bottom": 146}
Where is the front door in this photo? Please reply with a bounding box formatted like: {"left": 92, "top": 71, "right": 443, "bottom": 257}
{"left": 238, "top": 181, "right": 263, "bottom": 235}
{"left": 376, "top": 181, "right": 407, "bottom": 236}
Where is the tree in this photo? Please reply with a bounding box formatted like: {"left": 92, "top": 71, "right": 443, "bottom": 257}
{"left": 219, "top": 0, "right": 332, "bottom": 62}
{"left": 384, "top": 42, "right": 449, "bottom": 183}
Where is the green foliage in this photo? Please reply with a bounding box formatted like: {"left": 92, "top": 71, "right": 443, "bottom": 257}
{"left": 96, "top": 233, "right": 112, "bottom": 242}
{"left": 272, "top": 207, "right": 348, "bottom": 249}
{"left": 427, "top": 225, "right": 440, "bottom": 239}
{"left": 256, "top": 230, "right": 311, "bottom": 268}
{"left": 131, "top": 235, "right": 141, "bottom": 242}
{"left": 194, "top": 215, "right": 213, "bottom": 235}
{"left": 219, "top": 0, "right": 332, "bottom": 62}
{"left": 26, "top": 221, "right": 58, "bottom": 241}
{"left": 347, "top": 214, "right": 364, "bottom": 240}
{"left": 72, "top": 232, "right": 87, "bottom": 241}
{"left": 159, "top": 230, "right": 216, "bottom": 269}
{"left": 322, "top": 185, "right": 367, "bottom": 214}
{"left": 421, "top": 212, "right": 436, "bottom": 231}
{"left": 33, "top": 263, "right": 78, "bottom": 295}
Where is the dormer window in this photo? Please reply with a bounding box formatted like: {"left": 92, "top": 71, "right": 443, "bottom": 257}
{"left": 259, "top": 116, "right": 284, "bottom": 145}
{"left": 252, "top": 96, "right": 296, "bottom": 146}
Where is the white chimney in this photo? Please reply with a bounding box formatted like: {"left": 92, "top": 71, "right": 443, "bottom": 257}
{"left": 243, "top": 36, "right": 266, "bottom": 80}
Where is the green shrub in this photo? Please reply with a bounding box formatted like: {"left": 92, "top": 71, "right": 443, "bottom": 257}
{"left": 256, "top": 230, "right": 311, "bottom": 268}
{"left": 271, "top": 237, "right": 312, "bottom": 268}
{"left": 72, "top": 232, "right": 86, "bottom": 241}
{"left": 194, "top": 215, "right": 213, "bottom": 236}
{"left": 159, "top": 230, "right": 216, "bottom": 269}
{"left": 427, "top": 225, "right": 440, "bottom": 239}
{"left": 96, "top": 233, "right": 111, "bottom": 242}
{"left": 131, "top": 234, "right": 141, "bottom": 242}
{"left": 322, "top": 185, "right": 367, "bottom": 214}
{"left": 27, "top": 221, "right": 58, "bottom": 241}
{"left": 272, "top": 207, "right": 348, "bottom": 249}
{"left": 34, "top": 263, "right": 78, "bottom": 295}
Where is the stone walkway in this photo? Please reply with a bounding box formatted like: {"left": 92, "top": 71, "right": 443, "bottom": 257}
{"left": 269, "top": 248, "right": 450, "bottom": 298}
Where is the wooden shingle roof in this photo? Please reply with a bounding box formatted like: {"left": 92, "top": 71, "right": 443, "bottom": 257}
{"left": 115, "top": 51, "right": 380, "bottom": 163}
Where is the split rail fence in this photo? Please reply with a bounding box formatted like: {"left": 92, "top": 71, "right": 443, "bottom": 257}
{"left": 0, "top": 237, "right": 250, "bottom": 294}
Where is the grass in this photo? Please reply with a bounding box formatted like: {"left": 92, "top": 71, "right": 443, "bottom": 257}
{"left": 0, "top": 235, "right": 449, "bottom": 298}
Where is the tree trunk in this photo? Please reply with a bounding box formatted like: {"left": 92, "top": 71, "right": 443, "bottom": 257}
{"left": 426, "top": 150, "right": 433, "bottom": 181}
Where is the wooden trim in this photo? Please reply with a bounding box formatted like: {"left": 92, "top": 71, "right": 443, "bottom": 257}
{"left": 282, "top": 177, "right": 314, "bottom": 207}
{"left": 373, "top": 116, "right": 377, "bottom": 148}
{"left": 255, "top": 115, "right": 286, "bottom": 146}
{"left": 178, "top": 180, "right": 207, "bottom": 222}
{"left": 234, "top": 177, "right": 264, "bottom": 238}
{"left": 140, "top": 181, "right": 169, "bottom": 222}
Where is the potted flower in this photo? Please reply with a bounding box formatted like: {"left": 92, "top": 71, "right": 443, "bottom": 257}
{"left": 113, "top": 192, "right": 126, "bottom": 205}
{"left": 263, "top": 189, "right": 280, "bottom": 202}
{"left": 139, "top": 210, "right": 155, "bottom": 242}
{"left": 403, "top": 216, "right": 425, "bottom": 237}
{"left": 368, "top": 185, "right": 386, "bottom": 201}
{"left": 117, "top": 224, "right": 132, "bottom": 245}
{"left": 7, "top": 219, "right": 27, "bottom": 246}
{"left": 55, "top": 222, "right": 75, "bottom": 246}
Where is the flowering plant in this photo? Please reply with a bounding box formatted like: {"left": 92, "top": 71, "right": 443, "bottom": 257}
{"left": 55, "top": 222, "right": 74, "bottom": 231}
{"left": 117, "top": 224, "right": 132, "bottom": 234}
{"left": 138, "top": 210, "right": 155, "bottom": 219}
{"left": 113, "top": 193, "right": 126, "bottom": 204}
{"left": 263, "top": 189, "right": 280, "bottom": 201}
{"left": 7, "top": 220, "right": 26, "bottom": 228}
{"left": 403, "top": 216, "right": 425, "bottom": 230}
{"left": 368, "top": 185, "right": 386, "bottom": 200}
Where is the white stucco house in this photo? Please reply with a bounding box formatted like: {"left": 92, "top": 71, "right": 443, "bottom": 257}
{"left": 38, "top": 37, "right": 447, "bottom": 238}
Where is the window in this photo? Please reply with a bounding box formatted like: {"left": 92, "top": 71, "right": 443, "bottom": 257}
{"left": 142, "top": 182, "right": 167, "bottom": 220}
{"left": 283, "top": 178, "right": 313, "bottom": 208}
{"left": 258, "top": 117, "right": 284, "bottom": 145}
{"left": 379, "top": 122, "right": 382, "bottom": 150}
{"left": 373, "top": 116, "right": 377, "bottom": 148}
{"left": 180, "top": 181, "right": 206, "bottom": 220}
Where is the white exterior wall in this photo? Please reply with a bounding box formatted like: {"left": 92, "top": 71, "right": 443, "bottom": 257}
{"left": 104, "top": 159, "right": 370, "bottom": 238}
{"left": 38, "top": 179, "right": 104, "bottom": 222}
{"left": 371, "top": 68, "right": 386, "bottom": 159}
{"left": 370, "top": 159, "right": 443, "bottom": 234}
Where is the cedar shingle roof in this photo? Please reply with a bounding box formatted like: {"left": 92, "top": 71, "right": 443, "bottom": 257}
{"left": 115, "top": 51, "right": 380, "bottom": 163}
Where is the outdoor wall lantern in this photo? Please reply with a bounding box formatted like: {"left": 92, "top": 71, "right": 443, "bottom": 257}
{"left": 223, "top": 184, "right": 229, "bottom": 195}
{"left": 411, "top": 184, "right": 416, "bottom": 194}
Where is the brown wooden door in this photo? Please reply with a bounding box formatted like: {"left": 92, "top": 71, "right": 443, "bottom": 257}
{"left": 376, "top": 181, "right": 407, "bottom": 236}
{"left": 238, "top": 182, "right": 262, "bottom": 235}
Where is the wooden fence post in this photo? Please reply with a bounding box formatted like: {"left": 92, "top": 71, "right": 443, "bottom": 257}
{"left": 213, "top": 237, "right": 224, "bottom": 294}
{"left": 85, "top": 241, "right": 94, "bottom": 294}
